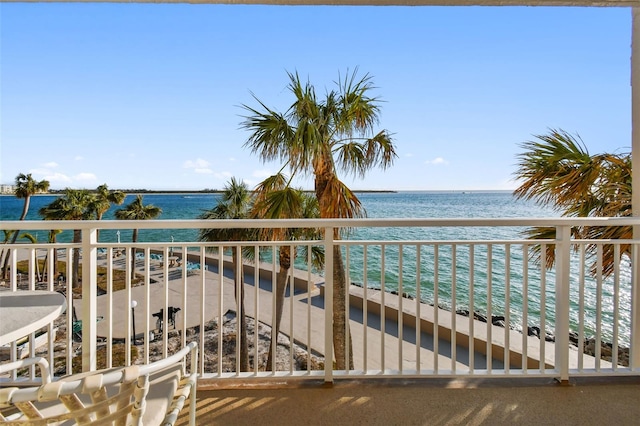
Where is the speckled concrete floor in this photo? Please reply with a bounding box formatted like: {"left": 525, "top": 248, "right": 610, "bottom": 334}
{"left": 177, "top": 376, "right": 640, "bottom": 426}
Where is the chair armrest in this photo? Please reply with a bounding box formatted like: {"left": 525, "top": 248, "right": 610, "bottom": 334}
{"left": 0, "top": 356, "right": 52, "bottom": 384}
{"left": 139, "top": 341, "right": 198, "bottom": 377}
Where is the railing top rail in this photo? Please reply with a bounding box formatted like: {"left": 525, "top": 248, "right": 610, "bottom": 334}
{"left": 2, "top": 217, "right": 640, "bottom": 231}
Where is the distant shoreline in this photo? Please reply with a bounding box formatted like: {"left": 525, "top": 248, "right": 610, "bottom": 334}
{"left": 1, "top": 189, "right": 518, "bottom": 196}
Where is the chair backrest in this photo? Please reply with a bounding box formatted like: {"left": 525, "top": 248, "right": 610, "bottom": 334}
{"left": 0, "top": 366, "right": 149, "bottom": 426}
{"left": 0, "top": 342, "right": 198, "bottom": 426}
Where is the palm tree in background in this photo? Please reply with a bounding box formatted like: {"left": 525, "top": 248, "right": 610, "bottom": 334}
{"left": 1, "top": 173, "right": 50, "bottom": 279}
{"left": 198, "top": 177, "right": 255, "bottom": 372}
{"left": 242, "top": 69, "right": 396, "bottom": 369}
{"left": 114, "top": 195, "right": 162, "bottom": 279}
{"left": 39, "top": 189, "right": 96, "bottom": 288}
{"left": 0, "top": 231, "right": 17, "bottom": 280}
{"left": 93, "top": 184, "right": 125, "bottom": 239}
{"left": 41, "top": 229, "right": 63, "bottom": 282}
{"left": 513, "top": 128, "right": 631, "bottom": 277}
{"left": 252, "top": 173, "right": 324, "bottom": 370}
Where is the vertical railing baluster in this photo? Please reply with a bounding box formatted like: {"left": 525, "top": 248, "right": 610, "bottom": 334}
{"left": 289, "top": 244, "right": 295, "bottom": 374}
{"left": 416, "top": 244, "right": 421, "bottom": 372}
{"left": 487, "top": 243, "right": 493, "bottom": 373}
{"left": 182, "top": 246, "right": 189, "bottom": 350}
{"left": 105, "top": 247, "right": 113, "bottom": 369}
{"left": 306, "top": 244, "right": 312, "bottom": 374}
{"left": 217, "top": 246, "right": 223, "bottom": 377}
{"left": 324, "top": 227, "right": 334, "bottom": 383}
{"left": 539, "top": 243, "right": 547, "bottom": 373}
{"left": 578, "top": 244, "right": 586, "bottom": 371}
{"left": 125, "top": 247, "right": 133, "bottom": 366}
{"left": 433, "top": 244, "right": 439, "bottom": 373}
{"left": 554, "top": 225, "right": 571, "bottom": 383}
{"left": 81, "top": 226, "right": 98, "bottom": 372}
{"left": 398, "top": 243, "right": 404, "bottom": 373}
{"left": 595, "top": 244, "right": 603, "bottom": 371}
{"left": 345, "top": 244, "right": 351, "bottom": 375}
{"left": 363, "top": 244, "right": 369, "bottom": 372}
{"left": 28, "top": 248, "right": 36, "bottom": 290}
{"left": 522, "top": 244, "right": 528, "bottom": 373}
{"left": 380, "top": 244, "right": 386, "bottom": 373}
{"left": 271, "top": 245, "right": 277, "bottom": 374}
{"left": 162, "top": 246, "right": 169, "bottom": 360}
{"left": 451, "top": 244, "right": 457, "bottom": 373}
{"left": 631, "top": 242, "right": 640, "bottom": 371}
{"left": 504, "top": 243, "right": 511, "bottom": 373}
{"left": 66, "top": 248, "right": 74, "bottom": 375}
{"left": 236, "top": 244, "right": 242, "bottom": 376}
{"left": 46, "top": 247, "right": 54, "bottom": 375}
{"left": 468, "top": 244, "right": 474, "bottom": 374}
{"left": 144, "top": 247, "right": 151, "bottom": 364}
{"left": 613, "top": 244, "right": 621, "bottom": 370}
{"left": 255, "top": 245, "right": 260, "bottom": 375}
{"left": 200, "top": 246, "right": 207, "bottom": 376}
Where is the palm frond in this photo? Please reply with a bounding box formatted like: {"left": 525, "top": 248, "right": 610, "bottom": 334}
{"left": 319, "top": 176, "right": 365, "bottom": 220}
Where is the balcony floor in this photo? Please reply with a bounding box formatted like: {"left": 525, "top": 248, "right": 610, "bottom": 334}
{"left": 177, "top": 376, "right": 640, "bottom": 425}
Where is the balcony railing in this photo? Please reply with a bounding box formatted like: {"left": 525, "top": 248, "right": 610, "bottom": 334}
{"left": 1, "top": 218, "right": 639, "bottom": 385}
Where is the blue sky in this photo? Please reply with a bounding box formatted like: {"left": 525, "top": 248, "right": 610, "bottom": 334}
{"left": 0, "top": 4, "right": 632, "bottom": 191}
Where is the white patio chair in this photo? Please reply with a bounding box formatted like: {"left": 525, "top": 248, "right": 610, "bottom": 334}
{"left": 0, "top": 342, "right": 198, "bottom": 426}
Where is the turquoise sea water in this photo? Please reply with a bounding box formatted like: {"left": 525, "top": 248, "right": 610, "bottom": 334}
{"left": 0, "top": 191, "right": 552, "bottom": 240}
{"left": 0, "top": 192, "right": 632, "bottom": 346}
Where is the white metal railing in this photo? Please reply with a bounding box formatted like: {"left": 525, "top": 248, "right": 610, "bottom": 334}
{"left": 1, "top": 217, "right": 639, "bottom": 385}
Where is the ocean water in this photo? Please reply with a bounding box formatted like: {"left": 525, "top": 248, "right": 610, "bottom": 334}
{"left": 0, "top": 192, "right": 632, "bottom": 345}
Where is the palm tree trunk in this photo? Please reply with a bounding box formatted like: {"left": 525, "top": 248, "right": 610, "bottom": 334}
{"left": 332, "top": 244, "right": 353, "bottom": 370}
{"left": 267, "top": 248, "right": 291, "bottom": 371}
{"left": 1, "top": 249, "right": 11, "bottom": 280}
{"left": 315, "top": 168, "right": 354, "bottom": 371}
{"left": 131, "top": 229, "right": 139, "bottom": 280}
{"left": 2, "top": 197, "right": 32, "bottom": 279}
{"left": 72, "top": 230, "right": 81, "bottom": 289}
{"left": 232, "top": 249, "right": 249, "bottom": 372}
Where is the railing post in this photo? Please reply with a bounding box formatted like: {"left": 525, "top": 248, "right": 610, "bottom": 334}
{"left": 554, "top": 225, "right": 571, "bottom": 383}
{"left": 324, "top": 227, "right": 334, "bottom": 383}
{"left": 631, "top": 6, "right": 640, "bottom": 372}
{"left": 81, "top": 225, "right": 98, "bottom": 372}
{"left": 631, "top": 244, "right": 640, "bottom": 371}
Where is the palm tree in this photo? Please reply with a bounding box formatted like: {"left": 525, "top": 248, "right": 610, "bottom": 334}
{"left": 0, "top": 230, "right": 17, "bottom": 279}
{"left": 93, "top": 184, "right": 125, "bottom": 240}
{"left": 198, "top": 177, "right": 255, "bottom": 372}
{"left": 39, "top": 189, "right": 96, "bottom": 289}
{"left": 114, "top": 195, "right": 162, "bottom": 279}
{"left": 1, "top": 173, "right": 50, "bottom": 279}
{"left": 41, "top": 229, "right": 63, "bottom": 283}
{"left": 513, "top": 128, "right": 631, "bottom": 277}
{"left": 242, "top": 69, "right": 396, "bottom": 369}
{"left": 252, "top": 174, "right": 324, "bottom": 370}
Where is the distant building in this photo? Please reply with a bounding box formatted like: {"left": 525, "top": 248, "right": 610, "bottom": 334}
{"left": 0, "top": 184, "right": 15, "bottom": 195}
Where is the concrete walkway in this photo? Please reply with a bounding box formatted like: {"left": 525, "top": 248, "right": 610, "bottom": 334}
{"left": 79, "top": 253, "right": 473, "bottom": 371}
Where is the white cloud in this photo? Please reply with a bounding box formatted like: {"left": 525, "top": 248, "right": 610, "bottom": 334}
{"left": 74, "top": 173, "right": 97, "bottom": 182}
{"left": 74, "top": 156, "right": 84, "bottom": 161}
{"left": 43, "top": 162, "right": 58, "bottom": 168}
{"left": 405, "top": 153, "right": 414, "bottom": 158}
{"left": 42, "top": 172, "right": 72, "bottom": 184}
{"left": 213, "top": 171, "right": 233, "bottom": 180}
{"left": 184, "top": 158, "right": 213, "bottom": 174}
{"left": 425, "top": 157, "right": 449, "bottom": 166}
{"left": 183, "top": 158, "right": 210, "bottom": 169}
